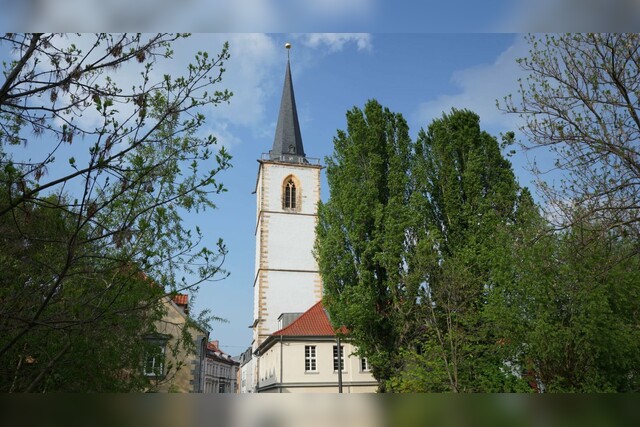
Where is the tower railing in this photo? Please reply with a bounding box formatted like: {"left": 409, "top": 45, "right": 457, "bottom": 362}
{"left": 261, "top": 153, "right": 321, "bottom": 165}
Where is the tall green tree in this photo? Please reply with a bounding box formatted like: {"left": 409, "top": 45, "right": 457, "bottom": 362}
{"left": 316, "top": 100, "right": 418, "bottom": 391}
{"left": 0, "top": 34, "right": 231, "bottom": 392}
{"left": 317, "top": 104, "right": 535, "bottom": 392}
{"left": 399, "top": 109, "right": 534, "bottom": 392}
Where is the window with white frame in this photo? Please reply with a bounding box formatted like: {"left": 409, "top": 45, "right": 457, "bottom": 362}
{"left": 144, "top": 345, "right": 166, "bottom": 377}
{"left": 361, "top": 357, "right": 370, "bottom": 372}
{"left": 305, "top": 345, "right": 317, "bottom": 372}
{"left": 333, "top": 345, "right": 345, "bottom": 372}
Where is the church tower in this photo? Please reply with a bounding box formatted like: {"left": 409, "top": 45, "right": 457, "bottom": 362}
{"left": 252, "top": 45, "right": 322, "bottom": 352}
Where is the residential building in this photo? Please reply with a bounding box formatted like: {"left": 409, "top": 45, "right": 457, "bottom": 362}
{"left": 145, "top": 294, "right": 208, "bottom": 393}
{"left": 255, "top": 301, "right": 377, "bottom": 393}
{"left": 203, "top": 340, "right": 240, "bottom": 393}
{"left": 237, "top": 347, "right": 254, "bottom": 393}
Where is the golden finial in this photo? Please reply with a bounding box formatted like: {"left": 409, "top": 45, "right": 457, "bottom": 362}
{"left": 285, "top": 42, "right": 291, "bottom": 60}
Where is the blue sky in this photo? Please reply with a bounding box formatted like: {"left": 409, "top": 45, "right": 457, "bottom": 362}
{"left": 4, "top": 1, "right": 637, "bottom": 31}
{"left": 185, "top": 33, "right": 542, "bottom": 354}
{"left": 0, "top": 32, "right": 558, "bottom": 355}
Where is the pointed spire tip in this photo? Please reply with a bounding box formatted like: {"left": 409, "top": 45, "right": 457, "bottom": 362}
{"left": 270, "top": 42, "right": 305, "bottom": 162}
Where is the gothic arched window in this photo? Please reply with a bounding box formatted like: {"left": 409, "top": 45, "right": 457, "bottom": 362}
{"left": 284, "top": 179, "right": 296, "bottom": 209}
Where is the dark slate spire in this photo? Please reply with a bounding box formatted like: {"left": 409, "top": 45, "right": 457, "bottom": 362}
{"left": 270, "top": 56, "right": 306, "bottom": 162}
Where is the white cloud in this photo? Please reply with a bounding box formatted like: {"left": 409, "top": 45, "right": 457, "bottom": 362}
{"left": 39, "top": 34, "right": 280, "bottom": 134}
{"left": 14, "top": 33, "right": 371, "bottom": 156}
{"left": 298, "top": 33, "right": 373, "bottom": 53}
{"left": 411, "top": 35, "right": 549, "bottom": 194}
{"left": 35, "top": 34, "right": 153, "bottom": 132}
{"left": 145, "top": 34, "right": 285, "bottom": 147}
{"left": 413, "top": 36, "right": 528, "bottom": 132}
{"left": 179, "top": 34, "right": 280, "bottom": 128}
{"left": 205, "top": 122, "right": 243, "bottom": 152}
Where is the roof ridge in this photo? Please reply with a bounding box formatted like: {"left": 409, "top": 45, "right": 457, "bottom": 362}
{"left": 271, "top": 300, "right": 335, "bottom": 336}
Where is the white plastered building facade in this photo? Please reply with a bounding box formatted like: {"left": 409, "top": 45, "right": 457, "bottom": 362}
{"left": 248, "top": 49, "right": 376, "bottom": 393}
{"left": 251, "top": 53, "right": 322, "bottom": 357}
{"left": 252, "top": 160, "right": 323, "bottom": 349}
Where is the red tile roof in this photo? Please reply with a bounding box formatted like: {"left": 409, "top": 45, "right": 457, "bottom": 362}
{"left": 206, "top": 341, "right": 239, "bottom": 365}
{"left": 272, "top": 301, "right": 347, "bottom": 337}
{"left": 207, "top": 340, "right": 226, "bottom": 354}
{"left": 172, "top": 294, "right": 188, "bottom": 306}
